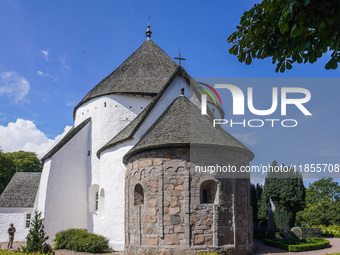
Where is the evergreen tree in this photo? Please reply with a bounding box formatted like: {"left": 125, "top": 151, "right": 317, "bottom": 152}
{"left": 251, "top": 183, "right": 263, "bottom": 224}
{"left": 23, "top": 211, "right": 53, "bottom": 254}
{"left": 260, "top": 161, "right": 305, "bottom": 228}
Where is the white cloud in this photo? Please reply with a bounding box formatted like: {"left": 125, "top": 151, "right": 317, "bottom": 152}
{"left": 58, "top": 54, "right": 71, "bottom": 71}
{"left": 37, "top": 70, "right": 44, "bottom": 76}
{"left": 0, "top": 71, "right": 30, "bottom": 103}
{"left": 66, "top": 101, "right": 75, "bottom": 107}
{"left": 37, "top": 70, "right": 58, "bottom": 81}
{"left": 40, "top": 50, "right": 50, "bottom": 61}
{"left": 232, "top": 132, "right": 258, "bottom": 146}
{"left": 0, "top": 119, "right": 72, "bottom": 159}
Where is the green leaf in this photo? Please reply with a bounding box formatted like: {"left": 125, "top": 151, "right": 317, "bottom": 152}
{"left": 286, "top": 61, "right": 293, "bottom": 70}
{"left": 304, "top": 0, "right": 310, "bottom": 6}
{"left": 280, "top": 62, "right": 286, "bottom": 73}
{"left": 246, "top": 53, "right": 252, "bottom": 65}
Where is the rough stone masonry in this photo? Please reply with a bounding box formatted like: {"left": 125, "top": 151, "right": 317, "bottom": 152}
{"left": 125, "top": 147, "right": 253, "bottom": 255}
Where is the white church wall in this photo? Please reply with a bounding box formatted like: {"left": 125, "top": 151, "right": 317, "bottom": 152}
{"left": 74, "top": 95, "right": 152, "bottom": 186}
{"left": 94, "top": 140, "right": 134, "bottom": 250}
{"left": 35, "top": 159, "right": 51, "bottom": 216}
{"left": 0, "top": 207, "right": 32, "bottom": 242}
{"left": 42, "top": 121, "right": 91, "bottom": 242}
{"left": 134, "top": 75, "right": 196, "bottom": 140}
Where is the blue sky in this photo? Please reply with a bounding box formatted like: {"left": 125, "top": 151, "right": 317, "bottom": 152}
{"left": 0, "top": 0, "right": 339, "bottom": 185}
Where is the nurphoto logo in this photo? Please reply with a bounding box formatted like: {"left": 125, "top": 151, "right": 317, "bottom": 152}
{"left": 200, "top": 83, "right": 312, "bottom": 128}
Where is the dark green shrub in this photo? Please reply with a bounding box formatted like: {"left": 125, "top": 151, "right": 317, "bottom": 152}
{"left": 288, "top": 238, "right": 329, "bottom": 252}
{"left": 263, "top": 238, "right": 289, "bottom": 251}
{"left": 263, "top": 237, "right": 329, "bottom": 252}
{"left": 54, "top": 229, "right": 109, "bottom": 253}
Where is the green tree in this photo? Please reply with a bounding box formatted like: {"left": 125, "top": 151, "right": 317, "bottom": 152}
{"left": 6, "top": 151, "right": 42, "bottom": 173}
{"left": 257, "top": 191, "right": 270, "bottom": 226}
{"left": 22, "top": 211, "right": 53, "bottom": 254}
{"left": 262, "top": 161, "right": 305, "bottom": 227}
{"left": 296, "top": 177, "right": 340, "bottom": 227}
{"left": 306, "top": 177, "right": 340, "bottom": 204}
{"left": 0, "top": 151, "right": 41, "bottom": 195}
{"left": 296, "top": 198, "right": 340, "bottom": 227}
{"left": 251, "top": 183, "right": 264, "bottom": 224}
{"left": 0, "top": 150, "right": 16, "bottom": 194}
{"left": 227, "top": 0, "right": 340, "bottom": 72}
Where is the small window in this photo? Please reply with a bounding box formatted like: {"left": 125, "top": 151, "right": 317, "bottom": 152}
{"left": 95, "top": 192, "right": 99, "bottom": 211}
{"left": 99, "top": 188, "right": 105, "bottom": 212}
{"left": 200, "top": 180, "right": 217, "bottom": 204}
{"left": 104, "top": 102, "right": 107, "bottom": 107}
{"left": 89, "top": 184, "right": 99, "bottom": 212}
{"left": 134, "top": 184, "right": 144, "bottom": 206}
{"left": 26, "top": 214, "right": 31, "bottom": 228}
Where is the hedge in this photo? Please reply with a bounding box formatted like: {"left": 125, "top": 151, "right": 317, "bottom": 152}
{"left": 322, "top": 233, "right": 340, "bottom": 238}
{"left": 263, "top": 237, "right": 330, "bottom": 252}
{"left": 54, "top": 229, "right": 109, "bottom": 253}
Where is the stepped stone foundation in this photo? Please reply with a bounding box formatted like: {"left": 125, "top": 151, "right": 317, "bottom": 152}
{"left": 125, "top": 147, "right": 253, "bottom": 255}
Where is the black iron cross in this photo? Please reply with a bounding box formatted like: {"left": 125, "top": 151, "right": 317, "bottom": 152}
{"left": 174, "top": 51, "right": 186, "bottom": 66}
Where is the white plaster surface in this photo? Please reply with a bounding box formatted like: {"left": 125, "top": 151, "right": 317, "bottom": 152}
{"left": 0, "top": 208, "right": 32, "bottom": 242}
{"left": 41, "top": 121, "right": 91, "bottom": 242}
{"left": 94, "top": 141, "right": 134, "bottom": 250}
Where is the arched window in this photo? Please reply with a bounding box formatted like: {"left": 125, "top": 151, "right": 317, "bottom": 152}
{"left": 99, "top": 188, "right": 105, "bottom": 212}
{"left": 134, "top": 184, "right": 144, "bottom": 206}
{"left": 89, "top": 184, "right": 99, "bottom": 212}
{"left": 200, "top": 180, "right": 217, "bottom": 204}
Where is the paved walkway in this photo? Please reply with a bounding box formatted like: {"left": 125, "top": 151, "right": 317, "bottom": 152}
{"left": 1, "top": 239, "right": 340, "bottom": 254}
{"left": 0, "top": 241, "right": 25, "bottom": 251}
{"left": 254, "top": 238, "right": 340, "bottom": 255}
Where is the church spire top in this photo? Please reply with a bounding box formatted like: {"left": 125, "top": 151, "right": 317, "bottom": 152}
{"left": 146, "top": 21, "right": 152, "bottom": 40}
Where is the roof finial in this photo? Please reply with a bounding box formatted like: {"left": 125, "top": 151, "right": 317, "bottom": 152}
{"left": 146, "top": 18, "right": 152, "bottom": 40}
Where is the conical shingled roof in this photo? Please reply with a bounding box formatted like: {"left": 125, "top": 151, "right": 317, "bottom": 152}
{"left": 74, "top": 39, "right": 178, "bottom": 114}
{"left": 123, "top": 95, "right": 254, "bottom": 163}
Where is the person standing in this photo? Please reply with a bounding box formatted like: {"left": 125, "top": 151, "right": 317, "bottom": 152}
{"left": 7, "top": 223, "right": 16, "bottom": 249}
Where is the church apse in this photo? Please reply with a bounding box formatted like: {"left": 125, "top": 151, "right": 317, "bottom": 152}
{"left": 124, "top": 146, "right": 253, "bottom": 255}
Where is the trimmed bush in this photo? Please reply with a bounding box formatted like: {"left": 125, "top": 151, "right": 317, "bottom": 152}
{"left": 288, "top": 237, "right": 329, "bottom": 252}
{"left": 263, "top": 237, "right": 330, "bottom": 252}
{"left": 316, "top": 225, "right": 340, "bottom": 238}
{"left": 54, "top": 229, "right": 109, "bottom": 253}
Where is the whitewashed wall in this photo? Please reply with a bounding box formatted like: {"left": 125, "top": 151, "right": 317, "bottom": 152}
{"left": 40, "top": 121, "right": 91, "bottom": 242}
{"left": 74, "top": 95, "right": 152, "bottom": 186}
{"left": 94, "top": 141, "right": 134, "bottom": 250}
{"left": 0, "top": 208, "right": 32, "bottom": 242}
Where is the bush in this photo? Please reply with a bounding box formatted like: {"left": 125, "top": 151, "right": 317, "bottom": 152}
{"left": 263, "top": 237, "right": 330, "bottom": 252}
{"left": 54, "top": 229, "right": 109, "bottom": 253}
{"left": 315, "top": 225, "right": 340, "bottom": 237}
{"left": 288, "top": 237, "right": 329, "bottom": 252}
{"left": 22, "top": 211, "right": 53, "bottom": 254}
